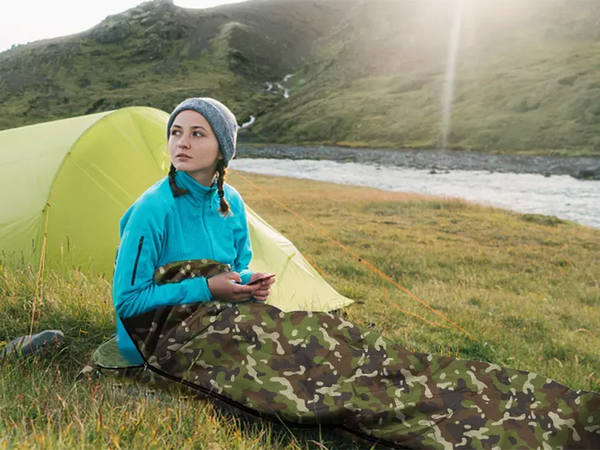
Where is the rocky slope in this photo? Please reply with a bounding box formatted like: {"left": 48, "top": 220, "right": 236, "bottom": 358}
{"left": 0, "top": 0, "right": 359, "bottom": 130}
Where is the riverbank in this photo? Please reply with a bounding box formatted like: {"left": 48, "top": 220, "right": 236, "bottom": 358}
{"left": 237, "top": 144, "right": 600, "bottom": 178}
{"left": 231, "top": 159, "right": 600, "bottom": 229}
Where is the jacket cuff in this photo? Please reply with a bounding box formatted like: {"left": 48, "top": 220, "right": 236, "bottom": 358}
{"left": 239, "top": 269, "right": 253, "bottom": 285}
{"left": 199, "top": 277, "right": 213, "bottom": 301}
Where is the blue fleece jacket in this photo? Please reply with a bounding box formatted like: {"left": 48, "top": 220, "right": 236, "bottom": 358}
{"left": 113, "top": 171, "right": 254, "bottom": 364}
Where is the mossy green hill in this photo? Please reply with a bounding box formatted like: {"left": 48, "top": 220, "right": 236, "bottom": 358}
{"left": 2, "top": 0, "right": 600, "bottom": 154}
{"left": 253, "top": 0, "right": 600, "bottom": 154}
{"left": 0, "top": 0, "right": 358, "bottom": 130}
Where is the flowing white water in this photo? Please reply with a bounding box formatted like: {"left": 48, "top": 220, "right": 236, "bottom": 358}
{"left": 230, "top": 158, "right": 600, "bottom": 229}
{"left": 241, "top": 115, "right": 255, "bottom": 128}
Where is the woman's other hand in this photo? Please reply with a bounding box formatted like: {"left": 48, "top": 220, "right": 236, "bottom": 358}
{"left": 207, "top": 272, "right": 260, "bottom": 302}
{"left": 249, "top": 272, "right": 276, "bottom": 303}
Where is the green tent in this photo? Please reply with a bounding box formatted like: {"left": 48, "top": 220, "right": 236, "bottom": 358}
{"left": 0, "top": 107, "right": 352, "bottom": 312}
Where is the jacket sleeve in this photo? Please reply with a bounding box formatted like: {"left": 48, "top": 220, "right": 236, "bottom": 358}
{"left": 232, "top": 197, "right": 254, "bottom": 285}
{"left": 113, "top": 199, "right": 213, "bottom": 319}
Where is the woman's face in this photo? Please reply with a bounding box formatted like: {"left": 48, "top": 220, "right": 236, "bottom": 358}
{"left": 168, "top": 110, "right": 222, "bottom": 177}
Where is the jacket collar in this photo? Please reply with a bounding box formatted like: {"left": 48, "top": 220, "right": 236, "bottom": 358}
{"left": 174, "top": 170, "right": 217, "bottom": 206}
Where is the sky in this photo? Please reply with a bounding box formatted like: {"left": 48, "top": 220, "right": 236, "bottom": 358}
{"left": 0, "top": 0, "right": 249, "bottom": 53}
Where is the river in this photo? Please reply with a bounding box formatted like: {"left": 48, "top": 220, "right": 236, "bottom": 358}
{"left": 230, "top": 158, "right": 600, "bottom": 229}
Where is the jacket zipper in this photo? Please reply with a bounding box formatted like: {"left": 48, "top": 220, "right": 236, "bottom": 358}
{"left": 131, "top": 236, "right": 145, "bottom": 286}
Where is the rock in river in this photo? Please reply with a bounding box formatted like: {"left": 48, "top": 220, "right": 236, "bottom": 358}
{"left": 573, "top": 166, "right": 600, "bottom": 180}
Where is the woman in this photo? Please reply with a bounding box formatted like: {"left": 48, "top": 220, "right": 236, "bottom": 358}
{"left": 112, "top": 97, "right": 275, "bottom": 364}
{"left": 110, "top": 98, "right": 599, "bottom": 449}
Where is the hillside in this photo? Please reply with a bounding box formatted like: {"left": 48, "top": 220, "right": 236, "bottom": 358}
{"left": 247, "top": 0, "right": 600, "bottom": 154}
{"left": 0, "top": 0, "right": 358, "bottom": 130}
{"left": 3, "top": 0, "right": 600, "bottom": 154}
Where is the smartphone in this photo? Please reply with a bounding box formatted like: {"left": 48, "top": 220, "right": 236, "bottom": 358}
{"left": 247, "top": 273, "right": 276, "bottom": 286}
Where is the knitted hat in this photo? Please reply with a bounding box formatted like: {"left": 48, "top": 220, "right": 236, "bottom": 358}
{"left": 167, "top": 97, "right": 239, "bottom": 167}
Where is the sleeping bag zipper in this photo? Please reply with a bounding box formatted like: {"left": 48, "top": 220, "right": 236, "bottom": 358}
{"left": 131, "top": 236, "right": 145, "bottom": 285}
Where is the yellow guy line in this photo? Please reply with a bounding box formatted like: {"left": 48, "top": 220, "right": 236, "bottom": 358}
{"left": 231, "top": 169, "right": 476, "bottom": 341}
{"left": 29, "top": 203, "right": 50, "bottom": 343}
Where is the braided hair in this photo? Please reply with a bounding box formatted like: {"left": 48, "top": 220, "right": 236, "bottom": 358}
{"left": 168, "top": 163, "right": 189, "bottom": 197}
{"left": 216, "top": 159, "right": 230, "bottom": 216}
{"left": 168, "top": 161, "right": 231, "bottom": 216}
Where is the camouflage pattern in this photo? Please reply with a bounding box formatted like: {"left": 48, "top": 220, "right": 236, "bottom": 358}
{"left": 116, "top": 260, "right": 599, "bottom": 449}
{"left": 85, "top": 337, "right": 200, "bottom": 399}
{"left": 152, "top": 259, "right": 230, "bottom": 284}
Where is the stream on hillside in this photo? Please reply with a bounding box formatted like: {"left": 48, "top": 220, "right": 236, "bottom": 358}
{"left": 230, "top": 158, "right": 600, "bottom": 230}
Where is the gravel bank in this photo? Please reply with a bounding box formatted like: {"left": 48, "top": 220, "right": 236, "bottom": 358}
{"left": 237, "top": 144, "right": 600, "bottom": 178}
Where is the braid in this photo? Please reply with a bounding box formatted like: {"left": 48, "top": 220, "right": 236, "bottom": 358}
{"left": 169, "top": 161, "right": 229, "bottom": 215}
{"left": 168, "top": 163, "right": 189, "bottom": 197}
{"left": 216, "top": 160, "right": 230, "bottom": 216}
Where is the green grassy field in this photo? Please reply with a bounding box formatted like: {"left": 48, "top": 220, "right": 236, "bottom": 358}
{"left": 1, "top": 172, "right": 599, "bottom": 449}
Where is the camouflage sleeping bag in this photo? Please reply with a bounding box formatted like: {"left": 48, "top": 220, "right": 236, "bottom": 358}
{"left": 101, "top": 260, "right": 599, "bottom": 449}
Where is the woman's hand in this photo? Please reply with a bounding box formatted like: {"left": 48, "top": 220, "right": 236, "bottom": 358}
{"left": 207, "top": 272, "right": 260, "bottom": 302}
{"left": 249, "top": 272, "right": 276, "bottom": 303}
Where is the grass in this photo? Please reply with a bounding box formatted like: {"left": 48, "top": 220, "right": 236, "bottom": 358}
{"left": 1, "top": 172, "right": 599, "bottom": 449}
{"left": 249, "top": 66, "right": 600, "bottom": 156}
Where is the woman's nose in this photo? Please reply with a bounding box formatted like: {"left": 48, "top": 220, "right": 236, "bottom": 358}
{"left": 178, "top": 134, "right": 190, "bottom": 148}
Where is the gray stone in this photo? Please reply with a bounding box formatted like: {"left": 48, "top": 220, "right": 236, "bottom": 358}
{"left": 573, "top": 165, "right": 600, "bottom": 180}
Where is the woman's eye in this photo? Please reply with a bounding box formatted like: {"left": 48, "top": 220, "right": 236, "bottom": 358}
{"left": 171, "top": 130, "right": 181, "bottom": 136}
{"left": 193, "top": 131, "right": 203, "bottom": 137}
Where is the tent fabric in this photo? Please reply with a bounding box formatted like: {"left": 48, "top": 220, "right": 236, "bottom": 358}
{"left": 0, "top": 108, "right": 167, "bottom": 274}
{"left": 0, "top": 111, "right": 111, "bottom": 266}
{"left": 90, "top": 260, "right": 600, "bottom": 450}
{"left": 245, "top": 207, "right": 352, "bottom": 312}
{"left": 0, "top": 108, "right": 353, "bottom": 312}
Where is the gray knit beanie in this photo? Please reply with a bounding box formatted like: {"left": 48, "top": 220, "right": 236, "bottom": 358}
{"left": 167, "top": 97, "right": 239, "bottom": 167}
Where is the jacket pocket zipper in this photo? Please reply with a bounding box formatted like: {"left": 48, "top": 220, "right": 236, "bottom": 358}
{"left": 131, "top": 236, "right": 145, "bottom": 286}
